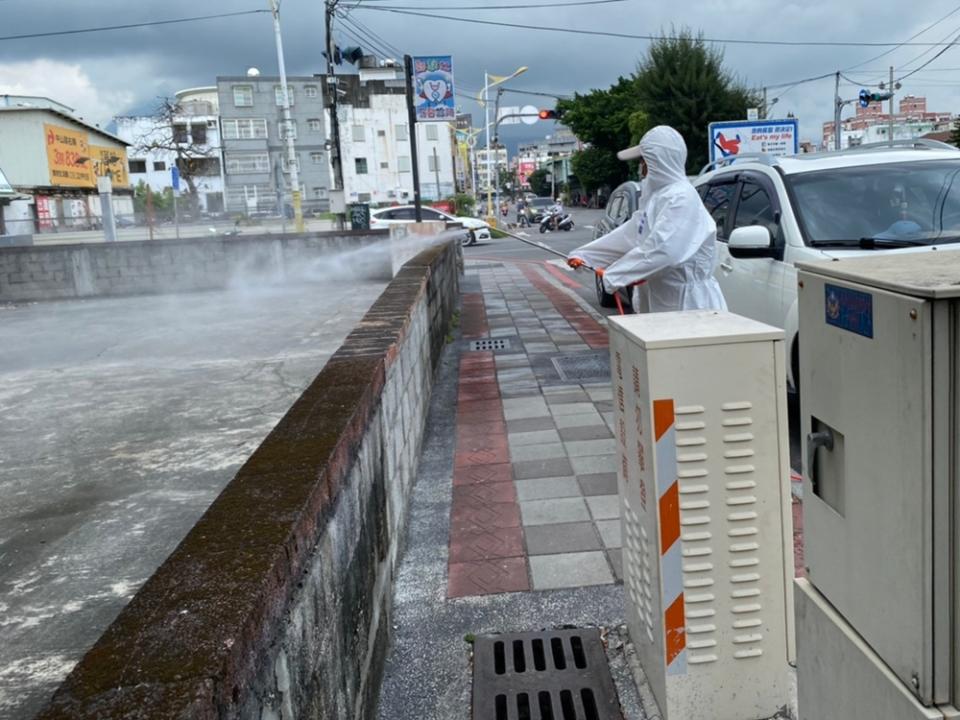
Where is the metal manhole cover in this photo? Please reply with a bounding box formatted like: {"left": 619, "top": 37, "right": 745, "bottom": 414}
{"left": 551, "top": 353, "right": 610, "bottom": 383}
{"left": 472, "top": 628, "right": 621, "bottom": 720}
{"left": 471, "top": 338, "right": 511, "bottom": 351}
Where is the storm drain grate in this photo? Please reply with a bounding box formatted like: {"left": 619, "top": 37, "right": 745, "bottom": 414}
{"left": 551, "top": 353, "right": 610, "bottom": 383}
{"left": 472, "top": 628, "right": 621, "bottom": 720}
{"left": 470, "top": 338, "right": 512, "bottom": 351}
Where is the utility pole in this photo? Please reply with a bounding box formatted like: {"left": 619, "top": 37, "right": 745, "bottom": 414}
{"left": 833, "top": 71, "right": 842, "bottom": 151}
{"left": 403, "top": 55, "right": 423, "bottom": 222}
{"left": 324, "top": 0, "right": 345, "bottom": 227}
{"left": 432, "top": 146, "right": 441, "bottom": 200}
{"left": 889, "top": 65, "right": 895, "bottom": 147}
{"left": 269, "top": 0, "right": 304, "bottom": 233}
{"left": 762, "top": 87, "right": 768, "bottom": 120}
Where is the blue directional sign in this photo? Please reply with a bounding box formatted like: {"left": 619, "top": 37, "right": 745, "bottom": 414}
{"left": 171, "top": 165, "right": 180, "bottom": 192}
{"left": 859, "top": 89, "right": 870, "bottom": 109}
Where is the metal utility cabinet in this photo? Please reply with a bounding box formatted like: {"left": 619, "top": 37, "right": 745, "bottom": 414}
{"left": 797, "top": 252, "right": 960, "bottom": 719}
{"left": 609, "top": 311, "right": 794, "bottom": 720}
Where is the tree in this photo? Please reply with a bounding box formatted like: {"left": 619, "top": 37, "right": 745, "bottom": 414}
{"left": 528, "top": 169, "right": 551, "bottom": 197}
{"left": 572, "top": 146, "right": 627, "bottom": 194}
{"left": 634, "top": 30, "right": 760, "bottom": 172}
{"left": 131, "top": 98, "right": 219, "bottom": 215}
{"left": 951, "top": 117, "right": 960, "bottom": 149}
{"left": 133, "top": 180, "right": 173, "bottom": 219}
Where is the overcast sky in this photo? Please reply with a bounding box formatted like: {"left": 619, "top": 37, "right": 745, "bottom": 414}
{"left": 1, "top": 0, "right": 959, "bottom": 151}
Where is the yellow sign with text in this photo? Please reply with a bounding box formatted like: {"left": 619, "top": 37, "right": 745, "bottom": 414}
{"left": 45, "top": 123, "right": 94, "bottom": 187}
{"left": 90, "top": 144, "right": 129, "bottom": 188}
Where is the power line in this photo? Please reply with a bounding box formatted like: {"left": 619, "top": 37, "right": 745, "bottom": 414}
{"left": 0, "top": 9, "right": 269, "bottom": 42}
{"left": 365, "top": 0, "right": 625, "bottom": 8}
{"left": 899, "top": 30, "right": 960, "bottom": 81}
{"left": 336, "top": 13, "right": 398, "bottom": 58}
{"left": 499, "top": 87, "right": 573, "bottom": 100}
{"left": 843, "top": 3, "right": 960, "bottom": 71}
{"left": 340, "top": 13, "right": 405, "bottom": 57}
{"left": 895, "top": 21, "right": 960, "bottom": 73}
{"left": 355, "top": 5, "right": 960, "bottom": 47}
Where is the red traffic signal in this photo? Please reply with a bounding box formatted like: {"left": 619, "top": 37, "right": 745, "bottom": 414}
{"left": 538, "top": 109, "right": 558, "bottom": 120}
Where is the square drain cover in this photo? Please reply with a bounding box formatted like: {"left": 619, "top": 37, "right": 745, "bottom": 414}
{"left": 472, "top": 628, "right": 621, "bottom": 720}
{"left": 471, "top": 338, "right": 511, "bottom": 351}
{"left": 551, "top": 352, "right": 610, "bottom": 383}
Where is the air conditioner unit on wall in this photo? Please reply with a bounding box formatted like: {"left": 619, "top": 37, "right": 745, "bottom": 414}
{"left": 609, "top": 311, "right": 794, "bottom": 720}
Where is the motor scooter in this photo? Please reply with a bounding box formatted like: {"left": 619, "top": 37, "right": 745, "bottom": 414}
{"left": 538, "top": 209, "right": 574, "bottom": 233}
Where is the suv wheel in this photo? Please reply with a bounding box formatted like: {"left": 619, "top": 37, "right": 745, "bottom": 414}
{"left": 595, "top": 273, "right": 617, "bottom": 308}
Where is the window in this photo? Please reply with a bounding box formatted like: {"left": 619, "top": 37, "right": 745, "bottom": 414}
{"left": 222, "top": 118, "right": 268, "bottom": 140}
{"left": 233, "top": 85, "right": 253, "bottom": 107}
{"left": 391, "top": 207, "right": 417, "bottom": 219}
{"left": 304, "top": 85, "right": 318, "bottom": 98}
{"left": 377, "top": 129, "right": 386, "bottom": 137}
{"left": 425, "top": 124, "right": 438, "bottom": 141}
{"left": 358, "top": 193, "right": 372, "bottom": 203}
{"left": 172, "top": 124, "right": 188, "bottom": 143}
{"left": 225, "top": 153, "right": 270, "bottom": 174}
{"left": 395, "top": 124, "right": 408, "bottom": 141}
{"left": 398, "top": 156, "right": 411, "bottom": 172}
{"left": 428, "top": 155, "right": 440, "bottom": 172}
{"left": 606, "top": 193, "right": 624, "bottom": 223}
{"left": 380, "top": 161, "right": 389, "bottom": 169}
{"left": 352, "top": 125, "right": 365, "bottom": 142}
{"left": 191, "top": 124, "right": 207, "bottom": 144}
{"left": 355, "top": 157, "right": 368, "bottom": 174}
{"left": 422, "top": 208, "right": 444, "bottom": 220}
{"left": 702, "top": 181, "right": 737, "bottom": 240}
{"left": 278, "top": 120, "right": 297, "bottom": 140}
{"left": 312, "top": 186, "right": 327, "bottom": 199}
{"left": 282, "top": 155, "right": 301, "bottom": 173}
{"left": 733, "top": 180, "right": 779, "bottom": 241}
{"left": 128, "top": 159, "right": 147, "bottom": 173}
{"left": 153, "top": 161, "right": 166, "bottom": 171}
{"left": 274, "top": 85, "right": 295, "bottom": 106}
{"left": 307, "top": 118, "right": 322, "bottom": 133}
{"left": 310, "top": 151, "right": 324, "bottom": 164}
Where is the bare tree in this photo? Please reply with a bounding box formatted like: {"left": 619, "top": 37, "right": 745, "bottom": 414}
{"left": 130, "top": 97, "right": 219, "bottom": 215}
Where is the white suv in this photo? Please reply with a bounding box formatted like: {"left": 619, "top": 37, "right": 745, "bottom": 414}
{"left": 694, "top": 140, "right": 960, "bottom": 389}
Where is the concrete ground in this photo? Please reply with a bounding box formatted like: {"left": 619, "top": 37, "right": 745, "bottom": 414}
{"left": 0, "top": 278, "right": 386, "bottom": 719}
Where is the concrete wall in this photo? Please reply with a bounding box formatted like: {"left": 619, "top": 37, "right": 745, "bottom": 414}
{"left": 0, "top": 230, "right": 392, "bottom": 302}
{"left": 36, "top": 239, "right": 461, "bottom": 720}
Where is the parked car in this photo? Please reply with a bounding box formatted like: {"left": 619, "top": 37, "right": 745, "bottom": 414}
{"left": 525, "top": 197, "right": 556, "bottom": 224}
{"left": 369, "top": 205, "right": 492, "bottom": 246}
{"left": 591, "top": 181, "right": 643, "bottom": 308}
{"left": 694, "top": 140, "right": 960, "bottom": 390}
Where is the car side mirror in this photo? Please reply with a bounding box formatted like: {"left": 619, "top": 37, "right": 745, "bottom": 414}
{"left": 728, "top": 225, "right": 774, "bottom": 258}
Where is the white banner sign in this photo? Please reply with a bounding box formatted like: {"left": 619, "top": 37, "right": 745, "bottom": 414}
{"left": 708, "top": 119, "right": 800, "bottom": 162}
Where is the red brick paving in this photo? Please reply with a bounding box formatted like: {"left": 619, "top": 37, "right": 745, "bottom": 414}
{"left": 452, "top": 463, "right": 514, "bottom": 487}
{"left": 449, "top": 526, "right": 526, "bottom": 564}
{"left": 461, "top": 292, "right": 489, "bottom": 339}
{"left": 448, "top": 557, "right": 530, "bottom": 597}
{"left": 519, "top": 264, "right": 609, "bottom": 349}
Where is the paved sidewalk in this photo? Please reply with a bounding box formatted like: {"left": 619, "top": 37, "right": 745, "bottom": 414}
{"left": 378, "top": 257, "right": 804, "bottom": 718}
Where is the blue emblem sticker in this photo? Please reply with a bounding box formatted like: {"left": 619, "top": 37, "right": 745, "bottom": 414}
{"left": 825, "top": 284, "right": 873, "bottom": 338}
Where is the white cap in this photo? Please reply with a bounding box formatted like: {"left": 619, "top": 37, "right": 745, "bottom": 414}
{"left": 616, "top": 143, "right": 644, "bottom": 161}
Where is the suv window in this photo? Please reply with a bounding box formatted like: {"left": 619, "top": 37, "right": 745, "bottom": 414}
{"left": 702, "top": 181, "right": 737, "bottom": 240}
{"left": 734, "top": 180, "right": 780, "bottom": 243}
{"left": 421, "top": 208, "right": 444, "bottom": 221}
{"left": 392, "top": 207, "right": 417, "bottom": 220}
{"left": 614, "top": 192, "right": 632, "bottom": 224}
{"left": 606, "top": 194, "right": 624, "bottom": 224}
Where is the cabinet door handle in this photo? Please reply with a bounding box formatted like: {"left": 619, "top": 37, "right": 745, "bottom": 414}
{"left": 720, "top": 262, "right": 734, "bottom": 272}
{"left": 806, "top": 430, "right": 834, "bottom": 495}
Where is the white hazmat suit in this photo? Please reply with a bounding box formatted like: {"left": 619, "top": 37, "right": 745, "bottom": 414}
{"left": 570, "top": 126, "right": 727, "bottom": 312}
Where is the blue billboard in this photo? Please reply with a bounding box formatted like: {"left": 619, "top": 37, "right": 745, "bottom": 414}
{"left": 413, "top": 55, "right": 456, "bottom": 122}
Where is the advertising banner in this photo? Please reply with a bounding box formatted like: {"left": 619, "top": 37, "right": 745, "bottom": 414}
{"left": 45, "top": 123, "right": 94, "bottom": 187}
{"left": 413, "top": 55, "right": 456, "bottom": 122}
{"left": 708, "top": 119, "right": 800, "bottom": 163}
{"left": 90, "top": 144, "right": 129, "bottom": 188}
{"left": 518, "top": 160, "right": 536, "bottom": 188}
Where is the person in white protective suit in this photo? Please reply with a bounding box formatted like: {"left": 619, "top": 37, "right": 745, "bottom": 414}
{"left": 566, "top": 125, "right": 727, "bottom": 312}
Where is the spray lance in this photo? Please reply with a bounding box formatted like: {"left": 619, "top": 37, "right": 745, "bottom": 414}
{"left": 492, "top": 225, "right": 640, "bottom": 316}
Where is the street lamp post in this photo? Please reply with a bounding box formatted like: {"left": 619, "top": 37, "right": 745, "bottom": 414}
{"left": 269, "top": 0, "right": 304, "bottom": 233}
{"left": 480, "top": 66, "right": 527, "bottom": 223}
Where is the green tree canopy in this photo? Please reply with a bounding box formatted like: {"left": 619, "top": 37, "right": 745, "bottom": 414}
{"left": 951, "top": 117, "right": 960, "bottom": 149}
{"left": 528, "top": 168, "right": 551, "bottom": 197}
{"left": 571, "top": 147, "right": 623, "bottom": 194}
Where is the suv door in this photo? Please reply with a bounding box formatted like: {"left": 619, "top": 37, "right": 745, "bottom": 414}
{"left": 727, "top": 173, "right": 786, "bottom": 326}
{"left": 700, "top": 177, "right": 743, "bottom": 307}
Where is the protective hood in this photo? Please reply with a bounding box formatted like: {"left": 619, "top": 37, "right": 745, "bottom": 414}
{"left": 617, "top": 125, "right": 689, "bottom": 192}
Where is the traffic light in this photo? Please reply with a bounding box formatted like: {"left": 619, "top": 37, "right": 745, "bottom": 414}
{"left": 859, "top": 88, "right": 894, "bottom": 108}
{"left": 538, "top": 108, "right": 563, "bottom": 120}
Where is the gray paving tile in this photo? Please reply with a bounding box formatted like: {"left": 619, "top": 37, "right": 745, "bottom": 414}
{"left": 506, "top": 417, "right": 556, "bottom": 433}
{"left": 586, "top": 494, "right": 621, "bottom": 520}
{"left": 515, "top": 476, "right": 581, "bottom": 501}
{"left": 550, "top": 402, "right": 599, "bottom": 416}
{"left": 585, "top": 387, "right": 614, "bottom": 402}
{"left": 553, "top": 412, "right": 605, "bottom": 429}
{"left": 500, "top": 386, "right": 544, "bottom": 399}
{"left": 502, "top": 397, "right": 550, "bottom": 420}
{"left": 519, "top": 497, "right": 589, "bottom": 526}
{"left": 510, "top": 442, "right": 568, "bottom": 463}
{"left": 529, "top": 551, "right": 614, "bottom": 590}
{"left": 565, "top": 439, "right": 617, "bottom": 457}
{"left": 595, "top": 400, "right": 615, "bottom": 413}
{"left": 508, "top": 429, "right": 562, "bottom": 447}
{"left": 595, "top": 519, "right": 622, "bottom": 548}
{"left": 570, "top": 454, "right": 617, "bottom": 475}
{"left": 607, "top": 549, "right": 624, "bottom": 582}
{"left": 544, "top": 390, "right": 590, "bottom": 405}
{"left": 524, "top": 343, "right": 559, "bottom": 354}
{"left": 559, "top": 426, "right": 613, "bottom": 442}
{"left": 525, "top": 522, "right": 602, "bottom": 555}
{"left": 578, "top": 472, "right": 618, "bottom": 496}
{"left": 513, "top": 457, "right": 574, "bottom": 480}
